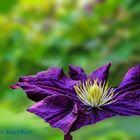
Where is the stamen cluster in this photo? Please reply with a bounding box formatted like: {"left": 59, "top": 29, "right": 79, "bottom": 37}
{"left": 74, "top": 79, "right": 115, "bottom": 108}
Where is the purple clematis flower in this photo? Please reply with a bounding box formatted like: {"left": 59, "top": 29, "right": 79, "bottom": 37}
{"left": 11, "top": 63, "right": 140, "bottom": 140}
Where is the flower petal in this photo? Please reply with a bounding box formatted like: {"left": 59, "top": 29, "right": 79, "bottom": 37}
{"left": 104, "top": 65, "right": 140, "bottom": 116}
{"left": 70, "top": 106, "right": 115, "bottom": 132}
{"left": 93, "top": 65, "right": 140, "bottom": 118}
{"left": 70, "top": 107, "right": 91, "bottom": 132}
{"left": 90, "top": 63, "right": 111, "bottom": 83}
{"left": 27, "top": 95, "right": 78, "bottom": 135}
{"left": 104, "top": 100, "right": 140, "bottom": 116}
{"left": 69, "top": 64, "right": 87, "bottom": 81}
{"left": 114, "top": 65, "right": 140, "bottom": 97}
{"left": 120, "top": 65, "right": 140, "bottom": 85}
{"left": 91, "top": 108, "right": 116, "bottom": 123}
{"left": 11, "top": 68, "right": 77, "bottom": 102}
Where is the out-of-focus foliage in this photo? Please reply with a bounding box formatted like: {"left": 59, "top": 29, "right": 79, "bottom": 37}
{"left": 0, "top": 0, "right": 140, "bottom": 140}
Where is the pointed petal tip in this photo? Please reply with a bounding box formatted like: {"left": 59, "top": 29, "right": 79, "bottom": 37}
{"left": 106, "top": 62, "right": 111, "bottom": 67}
{"left": 10, "top": 84, "right": 20, "bottom": 89}
{"left": 69, "top": 64, "right": 87, "bottom": 81}
{"left": 121, "top": 64, "right": 140, "bottom": 84}
{"left": 27, "top": 108, "right": 33, "bottom": 113}
{"left": 68, "top": 64, "right": 81, "bottom": 70}
{"left": 68, "top": 64, "right": 73, "bottom": 67}
{"left": 90, "top": 62, "right": 112, "bottom": 82}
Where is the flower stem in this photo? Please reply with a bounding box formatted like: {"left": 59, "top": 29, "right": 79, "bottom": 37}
{"left": 64, "top": 134, "right": 72, "bottom": 140}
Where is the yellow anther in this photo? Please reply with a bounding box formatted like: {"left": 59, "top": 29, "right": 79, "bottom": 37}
{"left": 89, "top": 83, "right": 102, "bottom": 106}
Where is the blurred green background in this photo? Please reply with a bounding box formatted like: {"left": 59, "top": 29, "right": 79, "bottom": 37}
{"left": 0, "top": 0, "right": 140, "bottom": 140}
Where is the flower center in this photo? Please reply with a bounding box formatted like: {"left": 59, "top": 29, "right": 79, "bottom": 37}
{"left": 74, "top": 79, "right": 115, "bottom": 108}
